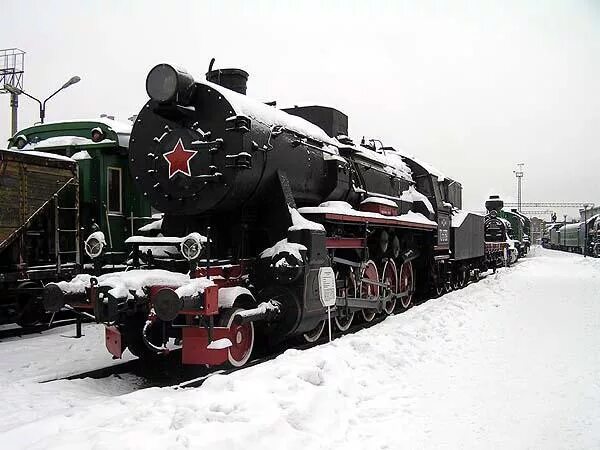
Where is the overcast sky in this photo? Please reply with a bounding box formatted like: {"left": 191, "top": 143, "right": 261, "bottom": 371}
{"left": 1, "top": 0, "right": 599, "bottom": 217}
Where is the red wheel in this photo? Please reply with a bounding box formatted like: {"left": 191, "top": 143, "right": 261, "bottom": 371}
{"left": 398, "top": 260, "right": 414, "bottom": 309}
{"left": 381, "top": 259, "right": 398, "bottom": 315}
{"left": 360, "top": 260, "right": 379, "bottom": 322}
{"left": 219, "top": 308, "right": 254, "bottom": 368}
{"left": 335, "top": 269, "right": 356, "bottom": 332}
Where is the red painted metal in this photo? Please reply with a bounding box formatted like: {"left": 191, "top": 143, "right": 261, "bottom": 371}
{"left": 203, "top": 285, "right": 219, "bottom": 315}
{"left": 485, "top": 242, "right": 507, "bottom": 252}
{"left": 181, "top": 326, "right": 231, "bottom": 365}
{"left": 105, "top": 326, "right": 124, "bottom": 358}
{"left": 321, "top": 212, "right": 436, "bottom": 230}
{"left": 325, "top": 237, "right": 366, "bottom": 249}
{"left": 193, "top": 261, "right": 250, "bottom": 280}
{"left": 361, "top": 260, "right": 380, "bottom": 299}
{"left": 360, "top": 202, "right": 398, "bottom": 216}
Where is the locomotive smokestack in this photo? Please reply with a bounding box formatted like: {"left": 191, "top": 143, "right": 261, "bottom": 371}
{"left": 485, "top": 195, "right": 504, "bottom": 212}
{"left": 206, "top": 68, "right": 249, "bottom": 95}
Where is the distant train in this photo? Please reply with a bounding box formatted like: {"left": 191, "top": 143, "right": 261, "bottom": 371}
{"left": 484, "top": 195, "right": 529, "bottom": 265}
{"left": 43, "top": 62, "right": 518, "bottom": 368}
{"left": 0, "top": 119, "right": 153, "bottom": 326}
{"left": 543, "top": 215, "right": 600, "bottom": 257}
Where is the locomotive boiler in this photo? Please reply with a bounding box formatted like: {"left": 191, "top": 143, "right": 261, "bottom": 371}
{"left": 45, "top": 62, "right": 495, "bottom": 367}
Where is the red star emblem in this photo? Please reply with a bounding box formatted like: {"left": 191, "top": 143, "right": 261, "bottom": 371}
{"left": 163, "top": 138, "right": 198, "bottom": 178}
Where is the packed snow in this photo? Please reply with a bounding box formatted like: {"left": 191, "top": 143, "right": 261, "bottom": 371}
{"left": 260, "top": 238, "right": 307, "bottom": 260}
{"left": 400, "top": 185, "right": 435, "bottom": 214}
{"left": 205, "top": 80, "right": 337, "bottom": 146}
{"left": 360, "top": 196, "right": 398, "bottom": 208}
{"left": 70, "top": 149, "right": 92, "bottom": 160}
{"left": 55, "top": 269, "right": 210, "bottom": 300}
{"left": 288, "top": 207, "right": 325, "bottom": 232}
{"left": 451, "top": 209, "right": 484, "bottom": 228}
{"left": 299, "top": 201, "right": 437, "bottom": 227}
{"left": 2, "top": 148, "right": 75, "bottom": 162}
{"left": 2, "top": 248, "right": 600, "bottom": 449}
{"left": 19, "top": 136, "right": 112, "bottom": 150}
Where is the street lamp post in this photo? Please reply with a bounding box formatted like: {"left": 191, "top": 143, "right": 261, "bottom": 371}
{"left": 513, "top": 163, "right": 524, "bottom": 212}
{"left": 4, "top": 76, "right": 80, "bottom": 125}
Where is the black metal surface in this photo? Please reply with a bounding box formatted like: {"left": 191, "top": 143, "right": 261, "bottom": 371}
{"left": 452, "top": 212, "right": 485, "bottom": 260}
{"left": 282, "top": 105, "right": 348, "bottom": 138}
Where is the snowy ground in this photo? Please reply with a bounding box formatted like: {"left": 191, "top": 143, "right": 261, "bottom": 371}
{"left": 1, "top": 247, "right": 599, "bottom": 449}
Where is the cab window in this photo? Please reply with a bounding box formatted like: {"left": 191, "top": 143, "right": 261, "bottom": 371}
{"left": 107, "top": 167, "right": 122, "bottom": 213}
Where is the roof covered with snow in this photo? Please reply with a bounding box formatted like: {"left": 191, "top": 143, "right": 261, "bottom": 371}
{"left": 204, "top": 80, "right": 338, "bottom": 147}
{"left": 11, "top": 118, "right": 132, "bottom": 149}
{"left": 2, "top": 147, "right": 75, "bottom": 163}
{"left": 299, "top": 201, "right": 437, "bottom": 227}
{"left": 451, "top": 209, "right": 485, "bottom": 228}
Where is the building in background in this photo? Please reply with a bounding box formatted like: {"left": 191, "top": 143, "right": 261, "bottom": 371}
{"left": 530, "top": 217, "right": 546, "bottom": 245}
{"left": 580, "top": 206, "right": 600, "bottom": 222}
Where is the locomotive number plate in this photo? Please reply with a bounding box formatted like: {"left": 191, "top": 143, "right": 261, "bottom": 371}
{"left": 318, "top": 267, "right": 336, "bottom": 307}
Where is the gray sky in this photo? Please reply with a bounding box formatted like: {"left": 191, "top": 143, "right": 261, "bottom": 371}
{"left": 1, "top": 0, "right": 599, "bottom": 217}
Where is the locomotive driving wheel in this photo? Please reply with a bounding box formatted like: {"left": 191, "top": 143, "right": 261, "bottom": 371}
{"left": 458, "top": 268, "right": 468, "bottom": 288}
{"left": 302, "top": 320, "right": 326, "bottom": 343}
{"left": 334, "top": 269, "right": 356, "bottom": 332}
{"left": 381, "top": 259, "right": 398, "bottom": 315}
{"left": 360, "top": 260, "right": 380, "bottom": 322}
{"left": 219, "top": 308, "right": 255, "bottom": 368}
{"left": 398, "top": 260, "right": 414, "bottom": 309}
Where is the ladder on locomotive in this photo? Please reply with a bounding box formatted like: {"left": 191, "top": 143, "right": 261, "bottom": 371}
{"left": 53, "top": 179, "right": 80, "bottom": 274}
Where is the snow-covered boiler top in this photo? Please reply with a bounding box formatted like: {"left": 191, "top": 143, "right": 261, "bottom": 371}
{"left": 129, "top": 64, "right": 417, "bottom": 216}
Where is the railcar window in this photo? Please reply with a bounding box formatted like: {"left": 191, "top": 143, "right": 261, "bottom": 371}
{"left": 107, "top": 167, "right": 122, "bottom": 214}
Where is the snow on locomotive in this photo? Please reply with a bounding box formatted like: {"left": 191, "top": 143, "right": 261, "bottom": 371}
{"left": 45, "top": 63, "right": 496, "bottom": 367}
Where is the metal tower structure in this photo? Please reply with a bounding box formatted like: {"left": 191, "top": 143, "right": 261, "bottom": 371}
{"left": 0, "top": 48, "right": 25, "bottom": 136}
{"left": 513, "top": 163, "right": 524, "bottom": 212}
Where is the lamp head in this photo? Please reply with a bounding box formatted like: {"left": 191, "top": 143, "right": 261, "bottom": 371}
{"left": 61, "top": 76, "right": 81, "bottom": 90}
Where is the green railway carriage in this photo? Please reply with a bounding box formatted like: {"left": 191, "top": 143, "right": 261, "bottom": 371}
{"left": 497, "top": 209, "right": 530, "bottom": 256}
{"left": 9, "top": 118, "right": 153, "bottom": 262}
{"left": 0, "top": 119, "right": 153, "bottom": 325}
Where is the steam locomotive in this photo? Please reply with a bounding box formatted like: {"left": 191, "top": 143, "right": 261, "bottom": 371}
{"left": 44, "top": 63, "right": 506, "bottom": 367}
{"left": 484, "top": 195, "right": 520, "bottom": 266}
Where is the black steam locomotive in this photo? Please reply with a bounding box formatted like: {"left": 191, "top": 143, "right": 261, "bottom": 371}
{"left": 45, "top": 63, "right": 504, "bottom": 367}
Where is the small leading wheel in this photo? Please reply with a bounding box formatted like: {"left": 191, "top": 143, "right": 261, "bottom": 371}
{"left": 458, "top": 269, "right": 468, "bottom": 288}
{"left": 435, "top": 283, "right": 446, "bottom": 297}
{"left": 398, "top": 260, "right": 414, "bottom": 309}
{"left": 302, "top": 320, "right": 325, "bottom": 343}
{"left": 335, "top": 269, "right": 356, "bottom": 332}
{"left": 219, "top": 308, "right": 255, "bottom": 368}
{"left": 451, "top": 272, "right": 461, "bottom": 291}
{"left": 381, "top": 259, "right": 398, "bottom": 315}
{"left": 360, "top": 260, "right": 379, "bottom": 322}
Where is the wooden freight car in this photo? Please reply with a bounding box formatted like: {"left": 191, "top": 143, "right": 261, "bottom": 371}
{"left": 0, "top": 149, "right": 79, "bottom": 325}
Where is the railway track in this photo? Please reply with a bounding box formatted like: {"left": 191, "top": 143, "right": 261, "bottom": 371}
{"left": 47, "top": 314, "right": 389, "bottom": 388}
{"left": 0, "top": 317, "right": 81, "bottom": 340}
{"left": 39, "top": 270, "right": 500, "bottom": 389}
